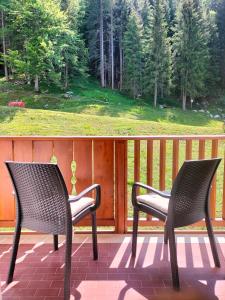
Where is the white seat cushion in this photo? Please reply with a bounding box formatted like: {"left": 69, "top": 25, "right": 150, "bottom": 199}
{"left": 137, "top": 193, "right": 169, "bottom": 213}
{"left": 70, "top": 197, "right": 94, "bottom": 216}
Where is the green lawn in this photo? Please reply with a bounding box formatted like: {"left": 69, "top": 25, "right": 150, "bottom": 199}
{"left": 0, "top": 77, "right": 223, "bottom": 136}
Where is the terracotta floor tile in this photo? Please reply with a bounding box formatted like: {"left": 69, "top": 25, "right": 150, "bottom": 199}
{"left": 1, "top": 234, "right": 225, "bottom": 299}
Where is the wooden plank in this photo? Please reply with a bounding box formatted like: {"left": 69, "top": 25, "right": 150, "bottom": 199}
{"left": 0, "top": 135, "right": 224, "bottom": 141}
{"left": 14, "top": 140, "right": 33, "bottom": 161}
{"left": 172, "top": 140, "right": 179, "bottom": 181}
{"left": 76, "top": 218, "right": 114, "bottom": 227}
{"left": 54, "top": 140, "right": 73, "bottom": 193}
{"left": 159, "top": 140, "right": 166, "bottom": 190}
{"left": 0, "top": 220, "right": 15, "bottom": 227}
{"left": 210, "top": 139, "right": 219, "bottom": 219}
{"left": 93, "top": 140, "right": 114, "bottom": 220}
{"left": 0, "top": 141, "right": 14, "bottom": 222}
{"left": 147, "top": 140, "right": 153, "bottom": 221}
{"left": 198, "top": 140, "right": 205, "bottom": 159}
{"left": 134, "top": 140, "right": 140, "bottom": 183}
{"left": 147, "top": 140, "right": 153, "bottom": 186}
{"left": 185, "top": 140, "right": 192, "bottom": 160}
{"left": 33, "top": 141, "right": 53, "bottom": 162}
{"left": 127, "top": 219, "right": 225, "bottom": 228}
{"left": 115, "top": 140, "right": 127, "bottom": 233}
{"left": 223, "top": 151, "right": 225, "bottom": 220}
{"left": 73, "top": 140, "right": 92, "bottom": 196}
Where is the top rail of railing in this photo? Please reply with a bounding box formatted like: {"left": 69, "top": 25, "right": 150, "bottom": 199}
{"left": 0, "top": 135, "right": 224, "bottom": 140}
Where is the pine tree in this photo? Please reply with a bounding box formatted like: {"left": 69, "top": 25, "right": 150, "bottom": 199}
{"left": 114, "top": 0, "right": 130, "bottom": 90}
{"left": 172, "top": 0, "right": 209, "bottom": 110}
{"left": 6, "top": 0, "right": 69, "bottom": 92}
{"left": 123, "top": 9, "right": 144, "bottom": 98}
{"left": 204, "top": 7, "right": 220, "bottom": 96}
{"left": 143, "top": 0, "right": 172, "bottom": 107}
{"left": 0, "top": 1, "right": 11, "bottom": 80}
{"left": 61, "top": 0, "right": 88, "bottom": 88}
{"left": 215, "top": 0, "right": 225, "bottom": 89}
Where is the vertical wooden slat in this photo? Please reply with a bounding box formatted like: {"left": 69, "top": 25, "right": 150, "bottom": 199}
{"left": 198, "top": 140, "right": 205, "bottom": 159}
{"left": 222, "top": 151, "right": 225, "bottom": 220}
{"left": 115, "top": 140, "right": 127, "bottom": 233}
{"left": 0, "top": 140, "right": 14, "bottom": 222}
{"left": 54, "top": 140, "right": 73, "bottom": 193}
{"left": 146, "top": 140, "right": 153, "bottom": 221}
{"left": 159, "top": 139, "right": 166, "bottom": 190}
{"left": 134, "top": 140, "right": 140, "bottom": 183}
{"left": 210, "top": 139, "right": 219, "bottom": 219}
{"left": 14, "top": 140, "right": 33, "bottom": 161}
{"left": 73, "top": 140, "right": 93, "bottom": 226}
{"left": 172, "top": 140, "right": 179, "bottom": 181}
{"left": 185, "top": 140, "right": 192, "bottom": 160}
{"left": 73, "top": 140, "right": 92, "bottom": 195}
{"left": 33, "top": 141, "right": 53, "bottom": 162}
{"left": 94, "top": 140, "right": 114, "bottom": 221}
{"left": 147, "top": 140, "right": 153, "bottom": 186}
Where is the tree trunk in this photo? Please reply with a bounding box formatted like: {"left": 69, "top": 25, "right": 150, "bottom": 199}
{"left": 27, "top": 74, "right": 31, "bottom": 85}
{"left": 119, "top": 33, "right": 123, "bottom": 91}
{"left": 110, "top": 1, "right": 114, "bottom": 90}
{"left": 34, "top": 75, "right": 39, "bottom": 92}
{"left": 182, "top": 88, "right": 186, "bottom": 111}
{"left": 65, "top": 61, "right": 68, "bottom": 89}
{"left": 100, "top": 0, "right": 105, "bottom": 87}
{"left": 154, "top": 77, "right": 158, "bottom": 107}
{"left": 1, "top": 11, "right": 9, "bottom": 80}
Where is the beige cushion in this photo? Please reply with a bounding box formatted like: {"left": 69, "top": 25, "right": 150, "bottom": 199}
{"left": 137, "top": 193, "right": 169, "bottom": 213}
{"left": 69, "top": 197, "right": 94, "bottom": 216}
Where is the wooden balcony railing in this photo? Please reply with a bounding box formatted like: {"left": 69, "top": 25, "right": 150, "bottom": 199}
{"left": 0, "top": 135, "right": 224, "bottom": 233}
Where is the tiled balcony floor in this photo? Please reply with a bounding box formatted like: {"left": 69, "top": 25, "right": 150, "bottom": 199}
{"left": 1, "top": 234, "right": 225, "bottom": 300}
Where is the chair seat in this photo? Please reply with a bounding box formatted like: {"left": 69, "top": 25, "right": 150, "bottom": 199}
{"left": 137, "top": 193, "right": 169, "bottom": 213}
{"left": 69, "top": 197, "right": 94, "bottom": 216}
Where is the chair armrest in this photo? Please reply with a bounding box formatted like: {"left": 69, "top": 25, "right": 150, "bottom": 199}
{"left": 68, "top": 184, "right": 101, "bottom": 210}
{"left": 132, "top": 182, "right": 170, "bottom": 207}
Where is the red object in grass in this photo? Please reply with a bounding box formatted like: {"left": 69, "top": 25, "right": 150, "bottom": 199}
{"left": 8, "top": 101, "right": 25, "bottom": 108}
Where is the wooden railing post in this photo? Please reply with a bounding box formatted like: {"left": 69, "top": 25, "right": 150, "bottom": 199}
{"left": 223, "top": 150, "right": 225, "bottom": 220}
{"left": 210, "top": 139, "right": 219, "bottom": 219}
{"left": 172, "top": 139, "right": 179, "bottom": 181}
{"left": 185, "top": 140, "right": 192, "bottom": 160}
{"left": 159, "top": 139, "right": 166, "bottom": 190}
{"left": 115, "top": 140, "right": 127, "bottom": 233}
{"left": 198, "top": 140, "right": 205, "bottom": 159}
{"left": 134, "top": 140, "right": 140, "bottom": 183}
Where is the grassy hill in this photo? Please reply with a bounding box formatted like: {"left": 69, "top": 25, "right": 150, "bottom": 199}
{"left": 0, "top": 77, "right": 223, "bottom": 136}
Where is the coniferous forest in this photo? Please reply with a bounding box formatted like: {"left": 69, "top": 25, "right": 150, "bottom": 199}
{"left": 1, "top": 0, "right": 225, "bottom": 110}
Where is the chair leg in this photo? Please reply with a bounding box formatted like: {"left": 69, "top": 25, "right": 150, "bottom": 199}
{"left": 91, "top": 211, "right": 98, "bottom": 260}
{"left": 164, "top": 225, "right": 168, "bottom": 245}
{"left": 132, "top": 208, "right": 139, "bottom": 257}
{"left": 53, "top": 235, "right": 58, "bottom": 251}
{"left": 7, "top": 222, "right": 21, "bottom": 284}
{"left": 64, "top": 230, "right": 72, "bottom": 300}
{"left": 168, "top": 228, "right": 180, "bottom": 290}
{"left": 205, "top": 215, "right": 220, "bottom": 267}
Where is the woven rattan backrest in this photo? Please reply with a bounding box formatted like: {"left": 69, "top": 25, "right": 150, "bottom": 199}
{"left": 6, "top": 162, "right": 71, "bottom": 235}
{"left": 168, "top": 159, "right": 221, "bottom": 228}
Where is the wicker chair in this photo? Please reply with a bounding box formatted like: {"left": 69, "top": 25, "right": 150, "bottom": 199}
{"left": 5, "top": 162, "right": 101, "bottom": 300}
{"left": 131, "top": 158, "right": 221, "bottom": 289}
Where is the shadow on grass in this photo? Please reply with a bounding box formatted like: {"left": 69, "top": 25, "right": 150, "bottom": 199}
{"left": 0, "top": 106, "right": 19, "bottom": 124}
{"left": 0, "top": 78, "right": 219, "bottom": 128}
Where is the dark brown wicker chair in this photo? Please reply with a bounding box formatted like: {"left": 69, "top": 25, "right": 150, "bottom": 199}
{"left": 131, "top": 158, "right": 221, "bottom": 290}
{"left": 5, "top": 162, "right": 101, "bottom": 300}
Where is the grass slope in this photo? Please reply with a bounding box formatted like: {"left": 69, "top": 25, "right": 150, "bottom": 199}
{"left": 0, "top": 77, "right": 223, "bottom": 135}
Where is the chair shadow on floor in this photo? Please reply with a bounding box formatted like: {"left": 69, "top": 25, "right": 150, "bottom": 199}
{"left": 1, "top": 235, "right": 225, "bottom": 300}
